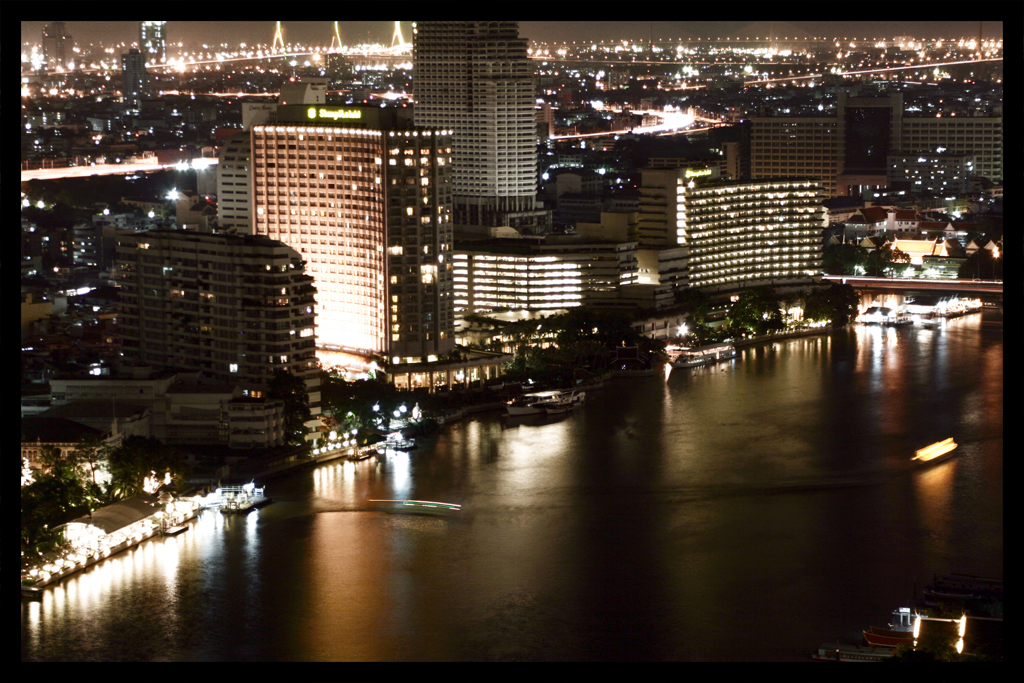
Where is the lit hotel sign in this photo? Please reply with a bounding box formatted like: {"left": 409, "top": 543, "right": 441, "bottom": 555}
{"left": 685, "top": 168, "right": 713, "bottom": 178}
{"left": 307, "top": 107, "right": 363, "bottom": 121}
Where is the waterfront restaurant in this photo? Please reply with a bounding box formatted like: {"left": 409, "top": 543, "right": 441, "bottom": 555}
{"left": 26, "top": 492, "right": 200, "bottom": 587}
{"left": 387, "top": 348, "right": 513, "bottom": 391}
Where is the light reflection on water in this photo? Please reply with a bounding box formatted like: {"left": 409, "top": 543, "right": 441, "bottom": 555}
{"left": 23, "top": 314, "right": 1001, "bottom": 661}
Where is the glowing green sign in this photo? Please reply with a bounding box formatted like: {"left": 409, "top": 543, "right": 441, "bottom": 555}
{"left": 685, "top": 168, "right": 713, "bottom": 178}
{"left": 307, "top": 107, "right": 363, "bottom": 121}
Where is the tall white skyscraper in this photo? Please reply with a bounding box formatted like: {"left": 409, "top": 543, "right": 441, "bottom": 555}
{"left": 413, "top": 21, "right": 548, "bottom": 234}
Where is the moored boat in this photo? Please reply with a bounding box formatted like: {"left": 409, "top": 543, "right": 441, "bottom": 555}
{"left": 507, "top": 390, "right": 584, "bottom": 416}
{"left": 537, "top": 390, "right": 585, "bottom": 415}
{"left": 812, "top": 641, "right": 896, "bottom": 661}
{"left": 506, "top": 391, "right": 566, "bottom": 416}
{"left": 862, "top": 629, "right": 914, "bottom": 648}
{"left": 922, "top": 573, "right": 1003, "bottom": 602}
{"left": 862, "top": 606, "right": 915, "bottom": 647}
{"left": 670, "top": 343, "right": 737, "bottom": 368}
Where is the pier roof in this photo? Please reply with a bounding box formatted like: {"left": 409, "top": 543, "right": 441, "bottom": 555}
{"left": 69, "top": 493, "right": 163, "bottom": 535}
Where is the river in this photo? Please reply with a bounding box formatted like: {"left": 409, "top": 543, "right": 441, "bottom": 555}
{"left": 22, "top": 312, "right": 1003, "bottom": 661}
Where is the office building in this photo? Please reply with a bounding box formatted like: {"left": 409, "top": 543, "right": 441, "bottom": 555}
{"left": 900, "top": 116, "right": 1002, "bottom": 186}
{"left": 217, "top": 131, "right": 252, "bottom": 232}
{"left": 413, "top": 21, "right": 548, "bottom": 234}
{"left": 114, "top": 230, "right": 320, "bottom": 434}
{"left": 250, "top": 103, "right": 454, "bottom": 362}
{"left": 139, "top": 21, "right": 167, "bottom": 65}
{"left": 751, "top": 92, "right": 1002, "bottom": 197}
{"left": 120, "top": 48, "right": 148, "bottom": 111}
{"left": 42, "top": 21, "right": 70, "bottom": 70}
{"left": 887, "top": 151, "right": 975, "bottom": 195}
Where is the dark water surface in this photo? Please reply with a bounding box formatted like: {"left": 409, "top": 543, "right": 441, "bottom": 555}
{"left": 22, "top": 314, "right": 1003, "bottom": 661}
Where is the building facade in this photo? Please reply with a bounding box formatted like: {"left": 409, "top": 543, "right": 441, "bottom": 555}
{"left": 384, "top": 129, "right": 456, "bottom": 361}
{"left": 452, "top": 239, "right": 619, "bottom": 316}
{"left": 900, "top": 116, "right": 1002, "bottom": 185}
{"left": 888, "top": 150, "right": 976, "bottom": 195}
{"left": 120, "top": 48, "right": 148, "bottom": 111}
{"left": 42, "top": 21, "right": 70, "bottom": 70}
{"left": 114, "top": 230, "right": 319, "bottom": 431}
{"left": 250, "top": 104, "right": 455, "bottom": 363}
{"left": 217, "top": 131, "right": 252, "bottom": 232}
{"left": 139, "top": 21, "right": 167, "bottom": 65}
{"left": 751, "top": 92, "right": 1002, "bottom": 197}
{"left": 413, "top": 21, "right": 546, "bottom": 233}
{"left": 684, "top": 179, "right": 826, "bottom": 291}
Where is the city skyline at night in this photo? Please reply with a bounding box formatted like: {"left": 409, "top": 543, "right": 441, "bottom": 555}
{"left": 22, "top": 19, "right": 1002, "bottom": 662}
{"left": 22, "top": 21, "right": 1003, "bottom": 52}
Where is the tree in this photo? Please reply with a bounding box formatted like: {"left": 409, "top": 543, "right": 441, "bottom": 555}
{"left": 822, "top": 242, "right": 867, "bottom": 276}
{"left": 269, "top": 369, "right": 314, "bottom": 447}
{"left": 106, "top": 436, "right": 189, "bottom": 499}
{"left": 958, "top": 247, "right": 1002, "bottom": 280}
{"left": 804, "top": 282, "right": 860, "bottom": 328}
{"left": 727, "top": 287, "right": 784, "bottom": 336}
{"left": 675, "top": 287, "right": 711, "bottom": 325}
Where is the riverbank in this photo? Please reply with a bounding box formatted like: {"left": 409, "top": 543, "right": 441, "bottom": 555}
{"left": 209, "top": 323, "right": 889, "bottom": 485}
{"left": 22, "top": 505, "right": 201, "bottom": 591}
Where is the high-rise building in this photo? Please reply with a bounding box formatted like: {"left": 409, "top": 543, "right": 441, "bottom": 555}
{"left": 684, "top": 179, "right": 825, "bottom": 291}
{"left": 250, "top": 103, "right": 455, "bottom": 362}
{"left": 751, "top": 92, "right": 1002, "bottom": 197}
{"left": 42, "top": 21, "right": 70, "bottom": 70}
{"left": 217, "top": 131, "right": 252, "bottom": 232}
{"left": 115, "top": 230, "right": 320, "bottom": 434}
{"left": 452, "top": 238, "right": 620, "bottom": 316}
{"left": 413, "top": 21, "right": 548, "bottom": 234}
{"left": 140, "top": 21, "right": 167, "bottom": 65}
{"left": 121, "top": 48, "right": 148, "bottom": 110}
{"left": 900, "top": 116, "right": 1002, "bottom": 186}
{"left": 638, "top": 165, "right": 824, "bottom": 291}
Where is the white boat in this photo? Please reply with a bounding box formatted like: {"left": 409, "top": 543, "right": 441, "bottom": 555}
{"left": 539, "top": 391, "right": 586, "bottom": 415}
{"left": 671, "top": 343, "right": 737, "bottom": 368}
{"left": 506, "top": 390, "right": 569, "bottom": 416}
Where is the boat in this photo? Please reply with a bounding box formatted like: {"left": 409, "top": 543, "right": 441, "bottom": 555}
{"left": 887, "top": 312, "right": 914, "bottom": 326}
{"left": 670, "top": 343, "right": 738, "bottom": 369}
{"left": 21, "top": 584, "right": 43, "bottom": 600}
{"left": 368, "top": 499, "right": 462, "bottom": 516}
{"left": 812, "top": 641, "right": 896, "bottom": 662}
{"left": 862, "top": 607, "right": 915, "bottom": 647}
{"left": 922, "top": 573, "right": 1003, "bottom": 602}
{"left": 506, "top": 390, "right": 577, "bottom": 416}
{"left": 863, "top": 627, "right": 914, "bottom": 648}
{"left": 911, "top": 437, "right": 957, "bottom": 466}
{"left": 541, "top": 391, "right": 586, "bottom": 415}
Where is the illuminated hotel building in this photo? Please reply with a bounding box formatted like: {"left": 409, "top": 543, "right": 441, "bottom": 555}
{"left": 452, "top": 240, "right": 619, "bottom": 315}
{"left": 250, "top": 104, "right": 454, "bottom": 362}
{"left": 683, "top": 179, "right": 826, "bottom": 291}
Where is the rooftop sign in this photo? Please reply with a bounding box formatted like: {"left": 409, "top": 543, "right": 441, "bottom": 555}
{"left": 685, "top": 167, "right": 713, "bottom": 178}
{"left": 307, "top": 107, "right": 363, "bottom": 121}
